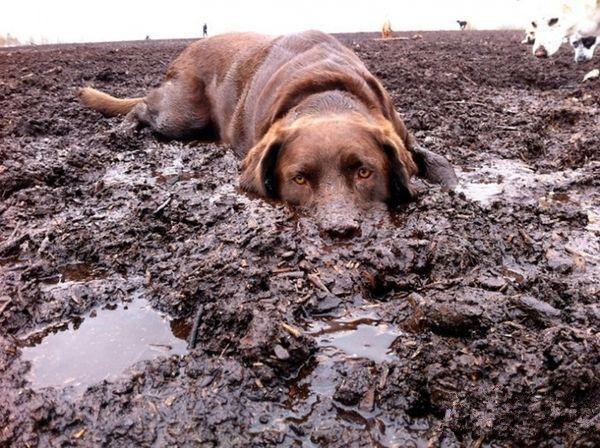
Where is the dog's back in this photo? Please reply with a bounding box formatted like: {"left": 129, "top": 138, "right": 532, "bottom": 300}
{"left": 79, "top": 31, "right": 406, "bottom": 155}
{"left": 233, "top": 31, "right": 381, "bottom": 151}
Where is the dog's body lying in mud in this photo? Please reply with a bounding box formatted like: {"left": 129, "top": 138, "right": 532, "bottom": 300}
{"left": 79, "top": 30, "right": 456, "bottom": 237}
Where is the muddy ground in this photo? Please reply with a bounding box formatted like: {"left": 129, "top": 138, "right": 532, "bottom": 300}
{"left": 1, "top": 31, "right": 599, "bottom": 447}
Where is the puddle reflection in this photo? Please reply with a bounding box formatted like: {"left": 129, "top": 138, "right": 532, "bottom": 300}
{"left": 21, "top": 299, "right": 187, "bottom": 394}
{"left": 309, "top": 314, "right": 401, "bottom": 363}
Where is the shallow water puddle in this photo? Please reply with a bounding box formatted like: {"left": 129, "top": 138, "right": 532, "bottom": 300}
{"left": 151, "top": 156, "right": 199, "bottom": 185}
{"left": 308, "top": 315, "right": 401, "bottom": 363}
{"left": 457, "top": 159, "right": 600, "bottom": 231}
{"left": 282, "top": 312, "right": 400, "bottom": 411}
{"left": 457, "top": 158, "right": 543, "bottom": 206}
{"left": 21, "top": 298, "right": 187, "bottom": 394}
{"left": 457, "top": 182, "right": 504, "bottom": 206}
{"left": 294, "top": 312, "right": 402, "bottom": 405}
{"left": 267, "top": 312, "right": 429, "bottom": 445}
{"left": 102, "top": 165, "right": 155, "bottom": 187}
{"left": 41, "top": 262, "right": 108, "bottom": 286}
{"left": 279, "top": 312, "right": 402, "bottom": 413}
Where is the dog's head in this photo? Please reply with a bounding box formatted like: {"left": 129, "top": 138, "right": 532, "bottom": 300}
{"left": 571, "top": 34, "right": 598, "bottom": 62}
{"left": 240, "top": 113, "right": 456, "bottom": 238}
{"left": 530, "top": 2, "right": 579, "bottom": 58}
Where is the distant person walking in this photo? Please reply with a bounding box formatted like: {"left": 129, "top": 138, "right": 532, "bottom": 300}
{"left": 203, "top": 23, "right": 208, "bottom": 38}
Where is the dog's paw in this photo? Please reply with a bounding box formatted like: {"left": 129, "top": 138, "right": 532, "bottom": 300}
{"left": 112, "top": 119, "right": 138, "bottom": 138}
{"left": 583, "top": 68, "right": 599, "bottom": 82}
{"left": 103, "top": 119, "right": 143, "bottom": 151}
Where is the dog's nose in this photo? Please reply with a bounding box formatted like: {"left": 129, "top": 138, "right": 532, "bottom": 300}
{"left": 316, "top": 194, "right": 362, "bottom": 239}
{"left": 535, "top": 46, "right": 548, "bottom": 58}
{"left": 325, "top": 220, "right": 361, "bottom": 239}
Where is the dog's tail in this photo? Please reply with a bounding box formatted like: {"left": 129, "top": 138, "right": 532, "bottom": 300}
{"left": 78, "top": 87, "right": 144, "bottom": 117}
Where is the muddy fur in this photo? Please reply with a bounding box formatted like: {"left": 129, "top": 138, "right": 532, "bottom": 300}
{"left": 77, "top": 31, "right": 456, "bottom": 232}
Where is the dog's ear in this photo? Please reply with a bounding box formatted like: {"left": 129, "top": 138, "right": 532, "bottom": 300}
{"left": 389, "top": 112, "right": 458, "bottom": 188}
{"left": 240, "top": 122, "right": 288, "bottom": 198}
{"left": 410, "top": 145, "right": 458, "bottom": 188}
{"left": 370, "top": 121, "right": 419, "bottom": 205}
{"left": 364, "top": 80, "right": 458, "bottom": 190}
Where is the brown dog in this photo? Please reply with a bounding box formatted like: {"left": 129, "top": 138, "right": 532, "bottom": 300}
{"left": 79, "top": 31, "right": 456, "bottom": 237}
{"left": 382, "top": 20, "right": 394, "bottom": 39}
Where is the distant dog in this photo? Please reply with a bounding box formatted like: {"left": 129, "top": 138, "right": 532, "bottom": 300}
{"left": 382, "top": 20, "right": 393, "bottom": 38}
{"left": 529, "top": 0, "right": 600, "bottom": 58}
{"left": 570, "top": 34, "right": 599, "bottom": 60}
{"left": 79, "top": 31, "right": 456, "bottom": 237}
{"left": 457, "top": 20, "right": 468, "bottom": 30}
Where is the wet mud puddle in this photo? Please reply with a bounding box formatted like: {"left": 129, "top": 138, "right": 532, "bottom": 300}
{"left": 20, "top": 299, "right": 187, "bottom": 395}
{"left": 457, "top": 158, "right": 600, "bottom": 232}
{"left": 260, "top": 310, "right": 430, "bottom": 446}
{"left": 291, "top": 311, "right": 401, "bottom": 408}
{"left": 308, "top": 313, "right": 400, "bottom": 363}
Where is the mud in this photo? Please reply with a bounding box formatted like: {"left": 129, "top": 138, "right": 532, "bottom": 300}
{"left": 1, "top": 31, "right": 599, "bottom": 446}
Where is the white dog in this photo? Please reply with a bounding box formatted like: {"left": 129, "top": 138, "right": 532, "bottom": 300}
{"left": 570, "top": 34, "right": 599, "bottom": 61}
{"left": 530, "top": 0, "right": 600, "bottom": 58}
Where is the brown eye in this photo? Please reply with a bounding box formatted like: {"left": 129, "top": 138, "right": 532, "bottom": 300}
{"left": 549, "top": 18, "right": 558, "bottom": 26}
{"left": 293, "top": 175, "right": 307, "bottom": 185}
{"left": 357, "top": 168, "right": 372, "bottom": 179}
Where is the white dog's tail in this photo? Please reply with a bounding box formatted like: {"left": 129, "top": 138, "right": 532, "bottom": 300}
{"left": 78, "top": 87, "right": 144, "bottom": 117}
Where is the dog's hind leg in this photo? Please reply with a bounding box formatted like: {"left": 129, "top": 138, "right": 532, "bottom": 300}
{"left": 112, "top": 102, "right": 149, "bottom": 136}
{"left": 139, "top": 75, "right": 213, "bottom": 139}
{"left": 79, "top": 73, "right": 213, "bottom": 140}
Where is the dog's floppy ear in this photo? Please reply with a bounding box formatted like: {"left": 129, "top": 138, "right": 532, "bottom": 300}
{"left": 239, "top": 122, "right": 288, "bottom": 198}
{"left": 366, "top": 81, "right": 458, "bottom": 190}
{"left": 390, "top": 113, "right": 458, "bottom": 188}
{"left": 370, "top": 120, "right": 419, "bottom": 205}
{"left": 410, "top": 145, "right": 458, "bottom": 188}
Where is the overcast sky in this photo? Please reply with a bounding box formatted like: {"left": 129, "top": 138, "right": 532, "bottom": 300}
{"left": 2, "top": 0, "right": 535, "bottom": 44}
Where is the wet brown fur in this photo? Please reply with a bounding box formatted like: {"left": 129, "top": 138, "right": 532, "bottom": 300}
{"left": 79, "top": 88, "right": 143, "bottom": 117}
{"left": 78, "top": 31, "right": 455, "bottom": 233}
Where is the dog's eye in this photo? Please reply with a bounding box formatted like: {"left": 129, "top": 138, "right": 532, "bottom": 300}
{"left": 293, "top": 175, "right": 307, "bottom": 185}
{"left": 549, "top": 18, "right": 558, "bottom": 26}
{"left": 532, "top": 21, "right": 537, "bottom": 28}
{"left": 357, "top": 168, "right": 372, "bottom": 179}
{"left": 582, "top": 36, "right": 597, "bottom": 48}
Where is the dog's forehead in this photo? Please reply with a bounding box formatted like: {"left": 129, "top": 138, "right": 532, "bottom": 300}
{"left": 280, "top": 121, "right": 385, "bottom": 167}
{"left": 290, "top": 116, "right": 376, "bottom": 146}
